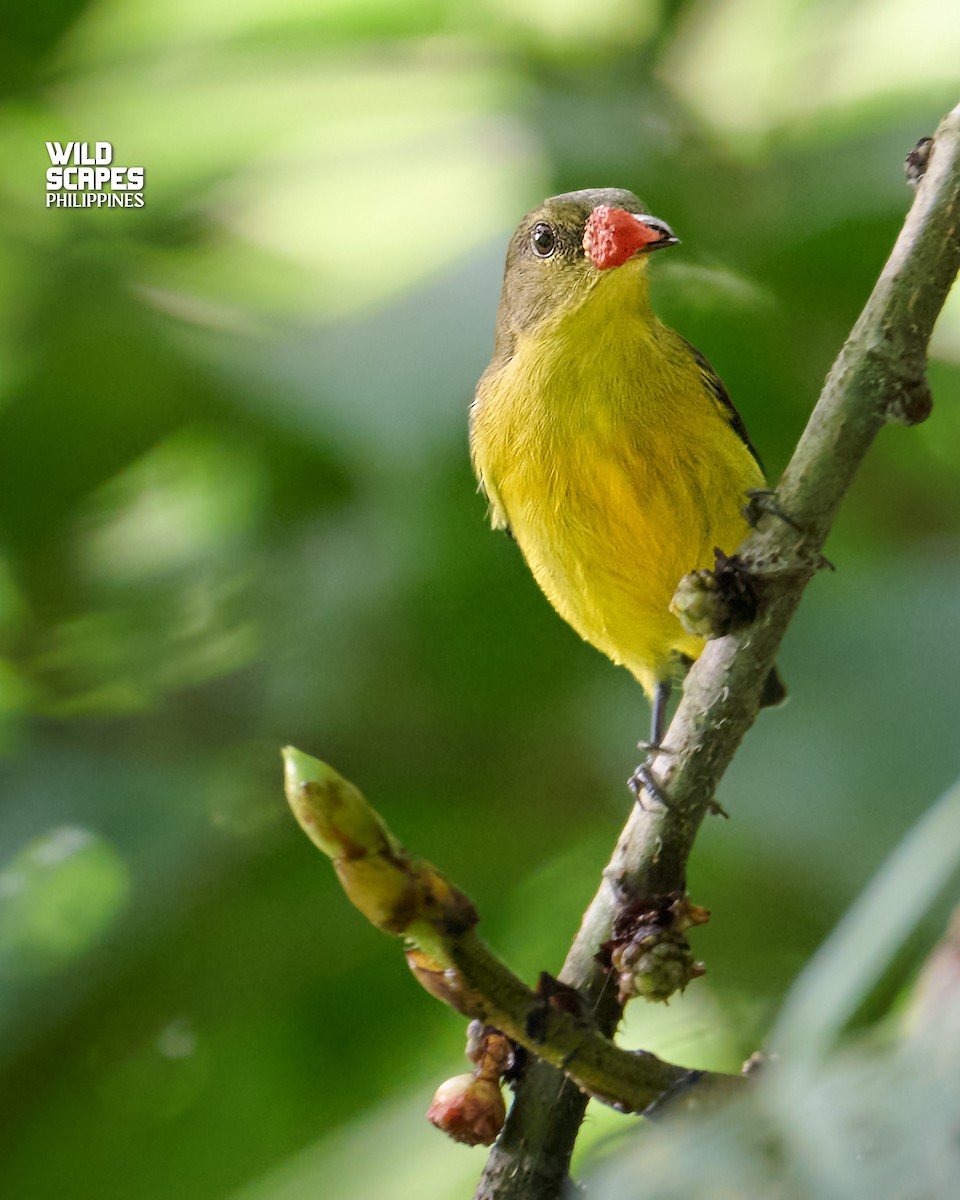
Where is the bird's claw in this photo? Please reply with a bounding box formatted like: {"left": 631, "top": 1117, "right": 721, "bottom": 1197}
{"left": 742, "top": 488, "right": 802, "bottom": 532}
{"left": 628, "top": 759, "right": 668, "bottom": 809}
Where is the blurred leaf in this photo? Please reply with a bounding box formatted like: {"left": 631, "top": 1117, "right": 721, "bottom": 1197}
{"left": 0, "top": 825, "right": 130, "bottom": 980}
{"left": 663, "top": 0, "right": 960, "bottom": 148}
{"left": 585, "top": 1028, "right": 960, "bottom": 1200}
{"left": 773, "top": 774, "right": 960, "bottom": 1064}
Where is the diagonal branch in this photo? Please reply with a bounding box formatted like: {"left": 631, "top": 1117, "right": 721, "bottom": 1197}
{"left": 474, "top": 102, "right": 960, "bottom": 1200}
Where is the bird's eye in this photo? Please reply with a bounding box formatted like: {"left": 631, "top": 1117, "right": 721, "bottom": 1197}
{"left": 530, "top": 222, "right": 557, "bottom": 258}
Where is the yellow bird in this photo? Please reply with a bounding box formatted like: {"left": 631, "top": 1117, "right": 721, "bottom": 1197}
{"left": 470, "top": 188, "right": 774, "bottom": 796}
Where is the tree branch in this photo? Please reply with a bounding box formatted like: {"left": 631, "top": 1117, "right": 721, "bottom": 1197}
{"left": 474, "top": 103, "right": 960, "bottom": 1200}
{"left": 282, "top": 747, "right": 742, "bottom": 1127}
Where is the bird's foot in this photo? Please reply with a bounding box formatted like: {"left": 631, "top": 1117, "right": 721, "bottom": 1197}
{"left": 628, "top": 746, "right": 670, "bottom": 809}
{"left": 742, "top": 488, "right": 802, "bottom": 532}
{"left": 743, "top": 490, "right": 836, "bottom": 571}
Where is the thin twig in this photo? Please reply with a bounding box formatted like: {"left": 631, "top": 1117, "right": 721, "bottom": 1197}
{"left": 282, "top": 747, "right": 742, "bottom": 1119}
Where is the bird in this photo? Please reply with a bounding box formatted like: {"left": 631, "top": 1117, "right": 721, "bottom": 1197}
{"left": 469, "top": 187, "right": 778, "bottom": 799}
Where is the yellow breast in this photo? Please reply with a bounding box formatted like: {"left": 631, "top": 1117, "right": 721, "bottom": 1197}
{"left": 470, "top": 290, "right": 763, "bottom": 697}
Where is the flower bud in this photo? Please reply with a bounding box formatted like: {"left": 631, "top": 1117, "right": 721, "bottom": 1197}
{"left": 426, "top": 1072, "right": 506, "bottom": 1146}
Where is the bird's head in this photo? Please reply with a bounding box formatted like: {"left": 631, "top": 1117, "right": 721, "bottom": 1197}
{"left": 492, "top": 188, "right": 678, "bottom": 356}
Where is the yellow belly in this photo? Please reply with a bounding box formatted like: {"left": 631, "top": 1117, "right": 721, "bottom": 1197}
{"left": 471, "top": 314, "right": 763, "bottom": 697}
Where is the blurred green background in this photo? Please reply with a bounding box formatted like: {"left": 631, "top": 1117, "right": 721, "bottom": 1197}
{"left": 1, "top": 1, "right": 959, "bottom": 1197}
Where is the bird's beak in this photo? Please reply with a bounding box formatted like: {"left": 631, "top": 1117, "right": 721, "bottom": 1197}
{"left": 583, "top": 206, "right": 679, "bottom": 271}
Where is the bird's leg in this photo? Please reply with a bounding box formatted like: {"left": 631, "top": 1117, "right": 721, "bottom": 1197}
{"left": 650, "top": 678, "right": 670, "bottom": 748}
{"left": 628, "top": 680, "right": 671, "bottom": 807}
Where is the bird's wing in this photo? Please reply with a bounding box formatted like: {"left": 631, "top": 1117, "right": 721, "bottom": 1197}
{"left": 679, "top": 337, "right": 763, "bottom": 470}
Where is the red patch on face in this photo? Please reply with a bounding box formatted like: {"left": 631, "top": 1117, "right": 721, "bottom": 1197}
{"left": 582, "top": 205, "right": 665, "bottom": 270}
